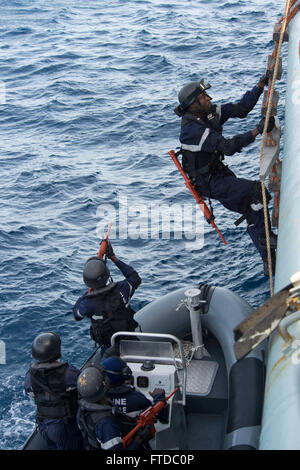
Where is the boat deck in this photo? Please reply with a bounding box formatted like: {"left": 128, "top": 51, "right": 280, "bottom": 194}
{"left": 184, "top": 331, "right": 229, "bottom": 450}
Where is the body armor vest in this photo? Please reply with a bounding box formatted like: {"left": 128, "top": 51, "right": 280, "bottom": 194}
{"left": 77, "top": 399, "right": 136, "bottom": 450}
{"left": 30, "top": 361, "right": 78, "bottom": 420}
{"left": 86, "top": 283, "right": 138, "bottom": 346}
{"left": 181, "top": 112, "right": 224, "bottom": 182}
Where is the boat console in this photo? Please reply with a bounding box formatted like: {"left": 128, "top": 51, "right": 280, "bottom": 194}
{"left": 111, "top": 332, "right": 188, "bottom": 449}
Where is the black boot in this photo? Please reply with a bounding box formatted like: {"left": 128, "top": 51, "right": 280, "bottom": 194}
{"left": 263, "top": 250, "right": 276, "bottom": 277}
{"left": 259, "top": 232, "right": 278, "bottom": 251}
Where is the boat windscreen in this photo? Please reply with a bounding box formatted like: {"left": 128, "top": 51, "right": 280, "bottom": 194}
{"left": 120, "top": 340, "right": 175, "bottom": 362}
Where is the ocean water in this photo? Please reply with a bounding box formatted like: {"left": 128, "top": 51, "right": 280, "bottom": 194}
{"left": 0, "top": 0, "right": 287, "bottom": 449}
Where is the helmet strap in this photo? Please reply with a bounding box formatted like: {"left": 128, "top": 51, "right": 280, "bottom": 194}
{"left": 190, "top": 100, "right": 208, "bottom": 120}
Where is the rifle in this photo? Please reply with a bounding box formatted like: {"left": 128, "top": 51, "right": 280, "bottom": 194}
{"left": 88, "top": 221, "right": 112, "bottom": 294}
{"left": 122, "top": 388, "right": 178, "bottom": 448}
{"left": 97, "top": 221, "right": 113, "bottom": 259}
{"left": 168, "top": 150, "right": 227, "bottom": 245}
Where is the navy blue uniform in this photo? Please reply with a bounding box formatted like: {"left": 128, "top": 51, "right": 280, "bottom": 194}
{"left": 108, "top": 385, "right": 169, "bottom": 423}
{"left": 77, "top": 400, "right": 142, "bottom": 450}
{"left": 24, "top": 362, "right": 83, "bottom": 450}
{"left": 93, "top": 415, "right": 140, "bottom": 450}
{"left": 108, "top": 385, "right": 152, "bottom": 418}
{"left": 73, "top": 260, "right": 140, "bottom": 321}
{"left": 73, "top": 260, "right": 141, "bottom": 351}
{"left": 179, "top": 84, "right": 271, "bottom": 261}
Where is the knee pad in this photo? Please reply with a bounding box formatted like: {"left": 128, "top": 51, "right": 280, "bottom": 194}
{"left": 242, "top": 181, "right": 271, "bottom": 221}
{"left": 251, "top": 181, "right": 271, "bottom": 205}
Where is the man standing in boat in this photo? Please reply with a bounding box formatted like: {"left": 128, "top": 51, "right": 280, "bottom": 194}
{"left": 73, "top": 241, "right": 141, "bottom": 354}
{"left": 24, "top": 332, "right": 84, "bottom": 450}
{"left": 174, "top": 74, "right": 277, "bottom": 275}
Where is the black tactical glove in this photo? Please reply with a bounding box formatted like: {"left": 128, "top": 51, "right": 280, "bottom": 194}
{"left": 256, "top": 116, "right": 275, "bottom": 134}
{"left": 135, "top": 424, "right": 153, "bottom": 444}
{"left": 149, "top": 388, "right": 166, "bottom": 400}
{"left": 259, "top": 73, "right": 269, "bottom": 87}
{"left": 102, "top": 239, "right": 114, "bottom": 259}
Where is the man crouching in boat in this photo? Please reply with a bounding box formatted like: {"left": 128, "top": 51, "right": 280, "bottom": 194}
{"left": 76, "top": 364, "right": 153, "bottom": 450}
{"left": 174, "top": 74, "right": 277, "bottom": 276}
{"left": 73, "top": 241, "right": 141, "bottom": 355}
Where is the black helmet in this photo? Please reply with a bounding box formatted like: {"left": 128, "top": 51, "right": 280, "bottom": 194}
{"left": 77, "top": 364, "right": 110, "bottom": 403}
{"left": 83, "top": 256, "right": 110, "bottom": 289}
{"left": 174, "top": 79, "right": 212, "bottom": 116}
{"left": 32, "top": 332, "right": 61, "bottom": 362}
{"left": 102, "top": 356, "right": 132, "bottom": 385}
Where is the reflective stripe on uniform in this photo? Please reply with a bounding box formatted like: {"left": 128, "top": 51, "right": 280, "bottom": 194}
{"left": 127, "top": 281, "right": 133, "bottom": 296}
{"left": 250, "top": 203, "right": 263, "bottom": 211}
{"left": 99, "top": 436, "right": 122, "bottom": 450}
{"left": 91, "top": 315, "right": 104, "bottom": 320}
{"left": 181, "top": 128, "right": 210, "bottom": 152}
{"left": 120, "top": 283, "right": 132, "bottom": 308}
{"left": 126, "top": 409, "right": 145, "bottom": 418}
{"left": 76, "top": 309, "right": 84, "bottom": 318}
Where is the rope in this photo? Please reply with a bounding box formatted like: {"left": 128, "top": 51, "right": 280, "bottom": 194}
{"left": 278, "top": 0, "right": 300, "bottom": 24}
{"left": 174, "top": 340, "right": 198, "bottom": 367}
{"left": 259, "top": 0, "right": 292, "bottom": 295}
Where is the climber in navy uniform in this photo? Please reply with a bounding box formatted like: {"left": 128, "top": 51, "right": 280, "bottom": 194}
{"left": 101, "top": 356, "right": 169, "bottom": 421}
{"left": 24, "top": 332, "right": 83, "bottom": 450}
{"left": 73, "top": 241, "right": 141, "bottom": 353}
{"left": 76, "top": 364, "right": 153, "bottom": 450}
{"left": 174, "top": 74, "right": 277, "bottom": 275}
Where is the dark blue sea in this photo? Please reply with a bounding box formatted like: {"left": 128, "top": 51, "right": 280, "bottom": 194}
{"left": 0, "top": 0, "right": 287, "bottom": 449}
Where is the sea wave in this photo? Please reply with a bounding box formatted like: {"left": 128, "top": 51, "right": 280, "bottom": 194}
{"left": 0, "top": 0, "right": 285, "bottom": 449}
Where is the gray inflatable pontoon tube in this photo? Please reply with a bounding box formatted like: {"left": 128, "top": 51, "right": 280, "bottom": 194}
{"left": 135, "top": 284, "right": 265, "bottom": 450}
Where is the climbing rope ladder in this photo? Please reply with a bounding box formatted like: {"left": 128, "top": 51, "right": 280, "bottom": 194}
{"left": 259, "top": 0, "right": 299, "bottom": 294}
{"left": 168, "top": 1, "right": 299, "bottom": 292}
